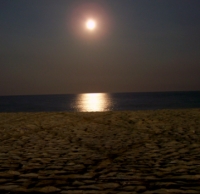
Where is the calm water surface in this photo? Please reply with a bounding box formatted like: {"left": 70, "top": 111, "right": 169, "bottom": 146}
{"left": 0, "top": 91, "right": 200, "bottom": 112}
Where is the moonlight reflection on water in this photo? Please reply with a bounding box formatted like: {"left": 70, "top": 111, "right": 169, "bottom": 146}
{"left": 76, "top": 93, "right": 112, "bottom": 112}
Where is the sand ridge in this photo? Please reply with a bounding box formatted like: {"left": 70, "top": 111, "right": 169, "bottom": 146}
{"left": 0, "top": 109, "right": 200, "bottom": 193}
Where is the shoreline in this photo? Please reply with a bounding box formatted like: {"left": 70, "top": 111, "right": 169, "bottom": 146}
{"left": 0, "top": 109, "right": 200, "bottom": 193}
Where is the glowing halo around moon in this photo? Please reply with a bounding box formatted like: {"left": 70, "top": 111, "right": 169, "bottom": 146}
{"left": 86, "top": 19, "right": 96, "bottom": 31}
{"left": 68, "top": 1, "right": 113, "bottom": 39}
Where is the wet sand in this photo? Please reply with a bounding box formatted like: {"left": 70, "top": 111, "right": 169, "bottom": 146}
{"left": 0, "top": 109, "right": 200, "bottom": 194}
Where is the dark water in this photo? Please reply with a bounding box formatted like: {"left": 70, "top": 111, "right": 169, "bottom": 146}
{"left": 0, "top": 91, "right": 200, "bottom": 112}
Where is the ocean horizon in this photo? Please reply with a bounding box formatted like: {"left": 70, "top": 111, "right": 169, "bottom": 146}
{"left": 0, "top": 91, "right": 200, "bottom": 112}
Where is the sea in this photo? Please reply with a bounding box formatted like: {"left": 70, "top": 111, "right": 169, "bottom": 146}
{"left": 0, "top": 91, "right": 200, "bottom": 112}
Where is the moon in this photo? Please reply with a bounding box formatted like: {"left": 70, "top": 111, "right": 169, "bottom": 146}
{"left": 86, "top": 19, "right": 96, "bottom": 30}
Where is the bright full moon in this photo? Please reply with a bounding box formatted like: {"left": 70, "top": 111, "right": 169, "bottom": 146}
{"left": 86, "top": 19, "right": 96, "bottom": 30}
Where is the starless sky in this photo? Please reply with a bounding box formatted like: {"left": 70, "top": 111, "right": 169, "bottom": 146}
{"left": 0, "top": 0, "right": 200, "bottom": 95}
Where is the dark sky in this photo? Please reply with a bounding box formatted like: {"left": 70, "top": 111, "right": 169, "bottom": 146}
{"left": 1, "top": 0, "right": 200, "bottom": 95}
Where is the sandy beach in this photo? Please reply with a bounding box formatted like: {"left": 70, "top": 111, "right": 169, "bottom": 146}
{"left": 0, "top": 109, "right": 200, "bottom": 194}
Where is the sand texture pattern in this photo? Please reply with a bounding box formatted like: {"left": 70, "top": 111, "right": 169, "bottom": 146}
{"left": 0, "top": 109, "right": 200, "bottom": 194}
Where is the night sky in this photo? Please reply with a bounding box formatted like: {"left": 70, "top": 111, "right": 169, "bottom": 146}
{"left": 1, "top": 0, "right": 200, "bottom": 96}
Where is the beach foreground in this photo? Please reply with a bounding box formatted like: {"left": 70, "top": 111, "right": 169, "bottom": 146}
{"left": 0, "top": 109, "right": 200, "bottom": 194}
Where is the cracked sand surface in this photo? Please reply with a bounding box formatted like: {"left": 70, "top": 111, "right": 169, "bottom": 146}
{"left": 0, "top": 109, "right": 200, "bottom": 193}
